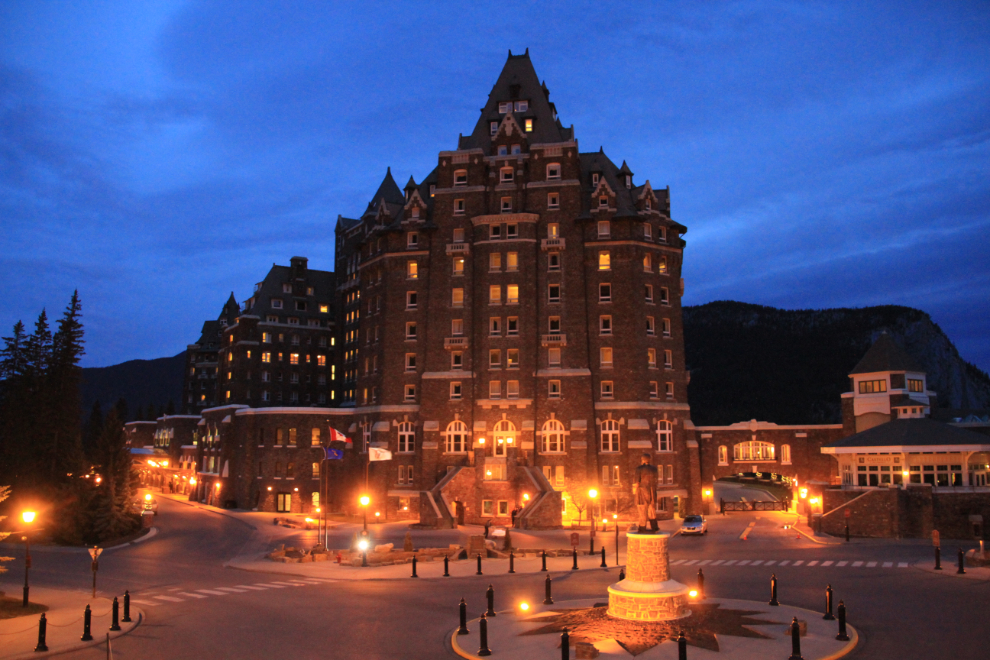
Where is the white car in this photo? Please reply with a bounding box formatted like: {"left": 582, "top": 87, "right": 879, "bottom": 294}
{"left": 679, "top": 515, "right": 708, "bottom": 535}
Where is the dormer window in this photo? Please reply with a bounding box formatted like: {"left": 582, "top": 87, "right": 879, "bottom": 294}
{"left": 501, "top": 197, "right": 512, "bottom": 213}
{"left": 498, "top": 101, "right": 511, "bottom": 114}
{"left": 599, "top": 195, "right": 609, "bottom": 209}
{"left": 429, "top": 184, "right": 436, "bottom": 198}
{"left": 592, "top": 173, "right": 600, "bottom": 187}
{"left": 282, "top": 284, "right": 292, "bottom": 293}
{"left": 490, "top": 121, "right": 498, "bottom": 136}
{"left": 524, "top": 118, "right": 533, "bottom": 132}
{"left": 514, "top": 100, "right": 528, "bottom": 112}
{"left": 500, "top": 167, "right": 514, "bottom": 183}
{"left": 625, "top": 175, "right": 632, "bottom": 189}
{"left": 454, "top": 170, "right": 467, "bottom": 186}
{"left": 411, "top": 207, "right": 420, "bottom": 219}
{"left": 645, "top": 198, "right": 652, "bottom": 210}
{"left": 498, "top": 145, "right": 508, "bottom": 156}
{"left": 271, "top": 299, "right": 283, "bottom": 309}
{"left": 547, "top": 163, "right": 561, "bottom": 180}
{"left": 511, "top": 144, "right": 521, "bottom": 155}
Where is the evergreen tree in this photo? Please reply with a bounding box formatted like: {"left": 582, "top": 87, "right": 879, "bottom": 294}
{"left": 114, "top": 398, "right": 129, "bottom": 424}
{"left": 89, "top": 408, "right": 138, "bottom": 542}
{"left": 0, "top": 323, "right": 28, "bottom": 482}
{"left": 83, "top": 401, "right": 103, "bottom": 462}
{"left": 0, "top": 485, "right": 12, "bottom": 575}
{"left": 48, "top": 291, "right": 85, "bottom": 481}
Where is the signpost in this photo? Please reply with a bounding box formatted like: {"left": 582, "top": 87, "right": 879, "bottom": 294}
{"left": 569, "top": 532, "right": 579, "bottom": 548}
{"left": 933, "top": 529, "right": 942, "bottom": 570}
{"left": 89, "top": 547, "right": 102, "bottom": 598}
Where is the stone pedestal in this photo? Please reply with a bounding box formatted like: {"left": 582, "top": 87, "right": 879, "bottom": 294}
{"left": 607, "top": 532, "right": 691, "bottom": 622}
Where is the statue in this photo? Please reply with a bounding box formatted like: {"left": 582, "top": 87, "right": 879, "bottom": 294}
{"left": 632, "top": 452, "right": 659, "bottom": 532}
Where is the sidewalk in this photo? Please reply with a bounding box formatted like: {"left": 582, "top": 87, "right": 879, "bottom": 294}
{"left": 0, "top": 585, "right": 142, "bottom": 660}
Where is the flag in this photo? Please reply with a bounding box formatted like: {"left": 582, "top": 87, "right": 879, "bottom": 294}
{"left": 324, "top": 447, "right": 344, "bottom": 460}
{"left": 329, "top": 428, "right": 352, "bottom": 447}
{"left": 369, "top": 447, "right": 392, "bottom": 462}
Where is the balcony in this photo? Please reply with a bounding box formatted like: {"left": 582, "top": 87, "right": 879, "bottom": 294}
{"left": 444, "top": 337, "right": 469, "bottom": 349}
{"left": 446, "top": 243, "right": 470, "bottom": 256}
{"left": 540, "top": 333, "right": 567, "bottom": 347}
{"left": 541, "top": 237, "right": 565, "bottom": 251}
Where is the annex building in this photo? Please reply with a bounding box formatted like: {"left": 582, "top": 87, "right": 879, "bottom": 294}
{"left": 131, "top": 52, "right": 990, "bottom": 539}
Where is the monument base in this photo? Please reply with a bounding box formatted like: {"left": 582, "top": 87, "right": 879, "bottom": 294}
{"left": 607, "top": 579, "right": 692, "bottom": 621}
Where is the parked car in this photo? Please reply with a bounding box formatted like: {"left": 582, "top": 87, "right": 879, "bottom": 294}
{"left": 132, "top": 495, "right": 159, "bottom": 515}
{"left": 679, "top": 515, "right": 707, "bottom": 535}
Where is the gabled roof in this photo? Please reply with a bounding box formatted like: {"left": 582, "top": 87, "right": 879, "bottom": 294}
{"left": 823, "top": 418, "right": 990, "bottom": 450}
{"left": 459, "top": 50, "right": 572, "bottom": 153}
{"left": 850, "top": 332, "right": 923, "bottom": 375}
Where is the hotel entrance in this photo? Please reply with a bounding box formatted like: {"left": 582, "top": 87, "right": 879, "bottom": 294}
{"left": 277, "top": 492, "right": 292, "bottom": 513}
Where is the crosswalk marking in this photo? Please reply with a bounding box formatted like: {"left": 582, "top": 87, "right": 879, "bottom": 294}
{"left": 270, "top": 581, "right": 304, "bottom": 586}
{"left": 215, "top": 587, "right": 248, "bottom": 593}
{"left": 736, "top": 560, "right": 751, "bottom": 566}
{"left": 836, "top": 561, "right": 848, "bottom": 567}
{"left": 750, "top": 560, "right": 763, "bottom": 566}
{"left": 177, "top": 592, "right": 207, "bottom": 599}
{"left": 763, "top": 560, "right": 775, "bottom": 566}
{"left": 196, "top": 589, "right": 228, "bottom": 596}
{"left": 670, "top": 557, "right": 910, "bottom": 569}
{"left": 821, "top": 561, "right": 834, "bottom": 567}
{"left": 807, "top": 561, "right": 818, "bottom": 566}
{"left": 711, "top": 560, "right": 725, "bottom": 566}
{"left": 778, "top": 560, "right": 790, "bottom": 566}
{"left": 671, "top": 559, "right": 687, "bottom": 565}
{"left": 154, "top": 596, "right": 184, "bottom": 603}
{"left": 792, "top": 560, "right": 804, "bottom": 566}
{"left": 866, "top": 562, "right": 877, "bottom": 568}
{"left": 684, "top": 559, "right": 699, "bottom": 565}
{"left": 697, "top": 560, "right": 713, "bottom": 566}
{"left": 898, "top": 562, "right": 908, "bottom": 568}
{"left": 236, "top": 585, "right": 269, "bottom": 591}
{"left": 297, "top": 579, "right": 324, "bottom": 584}
{"left": 260, "top": 583, "right": 287, "bottom": 588}
{"left": 852, "top": 561, "right": 863, "bottom": 567}
{"left": 129, "top": 599, "right": 158, "bottom": 606}
{"left": 883, "top": 562, "right": 893, "bottom": 568}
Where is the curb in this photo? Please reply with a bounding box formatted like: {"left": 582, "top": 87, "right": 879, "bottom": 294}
{"left": 6, "top": 610, "right": 144, "bottom": 660}
{"left": 792, "top": 525, "right": 842, "bottom": 546}
{"left": 450, "top": 603, "right": 859, "bottom": 660}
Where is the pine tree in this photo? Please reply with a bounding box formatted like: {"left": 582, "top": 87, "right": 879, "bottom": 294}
{"left": 49, "top": 291, "right": 85, "bottom": 480}
{"left": 0, "top": 323, "right": 28, "bottom": 482}
{"left": 83, "top": 401, "right": 103, "bottom": 462}
{"left": 89, "top": 409, "right": 138, "bottom": 542}
{"left": 0, "top": 485, "right": 12, "bottom": 575}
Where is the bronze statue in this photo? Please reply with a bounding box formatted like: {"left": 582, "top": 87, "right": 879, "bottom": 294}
{"left": 632, "top": 452, "right": 660, "bottom": 532}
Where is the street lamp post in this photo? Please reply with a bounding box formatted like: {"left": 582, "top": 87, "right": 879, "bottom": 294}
{"left": 89, "top": 547, "right": 103, "bottom": 598}
{"left": 21, "top": 510, "right": 36, "bottom": 607}
{"left": 588, "top": 488, "right": 598, "bottom": 533}
{"left": 360, "top": 495, "right": 370, "bottom": 534}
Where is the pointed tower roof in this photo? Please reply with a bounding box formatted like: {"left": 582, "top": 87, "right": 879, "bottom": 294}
{"left": 404, "top": 175, "right": 417, "bottom": 192}
{"left": 618, "top": 160, "right": 634, "bottom": 177}
{"left": 220, "top": 292, "right": 239, "bottom": 323}
{"left": 459, "top": 50, "right": 571, "bottom": 153}
{"left": 364, "top": 167, "right": 405, "bottom": 215}
{"left": 850, "top": 332, "right": 924, "bottom": 375}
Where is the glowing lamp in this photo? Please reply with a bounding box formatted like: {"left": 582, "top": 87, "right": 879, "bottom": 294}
{"left": 161, "top": 460, "right": 169, "bottom": 467}
{"left": 799, "top": 488, "right": 808, "bottom": 499}
{"left": 144, "top": 493, "right": 152, "bottom": 501}
{"left": 190, "top": 477, "right": 197, "bottom": 486}
{"left": 305, "top": 518, "right": 315, "bottom": 523}
{"left": 375, "top": 511, "right": 380, "bottom": 518}
{"left": 523, "top": 493, "right": 530, "bottom": 501}
{"left": 360, "top": 495, "right": 370, "bottom": 506}
{"left": 704, "top": 489, "right": 712, "bottom": 498}
{"left": 689, "top": 590, "right": 698, "bottom": 598}
{"left": 215, "top": 482, "right": 221, "bottom": 490}
{"left": 613, "top": 514, "right": 618, "bottom": 519}
{"left": 519, "top": 602, "right": 530, "bottom": 612}
{"left": 498, "top": 438, "right": 504, "bottom": 444}
{"left": 95, "top": 476, "right": 102, "bottom": 484}
{"left": 810, "top": 497, "right": 820, "bottom": 505}
{"left": 478, "top": 438, "right": 485, "bottom": 445}
{"left": 902, "top": 471, "right": 909, "bottom": 477}
{"left": 22, "top": 511, "right": 36, "bottom": 524}
{"left": 402, "top": 506, "right": 408, "bottom": 511}
{"left": 267, "top": 486, "right": 272, "bottom": 491}
{"left": 294, "top": 487, "right": 299, "bottom": 492}
{"left": 358, "top": 539, "right": 369, "bottom": 551}
{"left": 588, "top": 489, "right": 598, "bottom": 499}
{"left": 315, "top": 507, "right": 321, "bottom": 513}
{"left": 507, "top": 437, "right": 514, "bottom": 444}
{"left": 602, "top": 518, "right": 608, "bottom": 525}
{"left": 486, "top": 470, "right": 492, "bottom": 477}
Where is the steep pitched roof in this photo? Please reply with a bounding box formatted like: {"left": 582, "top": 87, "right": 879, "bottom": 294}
{"left": 459, "top": 49, "right": 572, "bottom": 153}
{"left": 220, "top": 293, "right": 239, "bottom": 324}
{"left": 823, "top": 418, "right": 990, "bottom": 449}
{"left": 850, "top": 333, "right": 923, "bottom": 375}
{"left": 363, "top": 168, "right": 405, "bottom": 216}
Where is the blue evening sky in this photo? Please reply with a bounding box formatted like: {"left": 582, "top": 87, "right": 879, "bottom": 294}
{"left": 1, "top": 1, "right": 988, "bottom": 371}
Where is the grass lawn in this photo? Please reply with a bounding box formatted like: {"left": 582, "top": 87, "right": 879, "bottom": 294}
{"left": 0, "top": 596, "right": 49, "bottom": 620}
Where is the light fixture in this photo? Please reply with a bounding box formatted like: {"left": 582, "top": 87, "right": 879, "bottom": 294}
{"left": 375, "top": 512, "right": 380, "bottom": 518}
{"left": 144, "top": 494, "right": 152, "bottom": 501}
{"left": 360, "top": 495, "right": 370, "bottom": 506}
{"left": 519, "top": 602, "right": 530, "bottom": 612}
{"left": 478, "top": 438, "right": 485, "bottom": 445}
{"left": 267, "top": 486, "right": 272, "bottom": 491}
{"left": 294, "top": 487, "right": 299, "bottom": 492}
{"left": 588, "top": 489, "right": 598, "bottom": 499}
{"left": 358, "top": 539, "right": 369, "bottom": 551}
{"left": 22, "top": 511, "right": 36, "bottom": 524}
{"left": 689, "top": 590, "right": 698, "bottom": 598}
{"left": 522, "top": 493, "right": 530, "bottom": 501}
{"left": 902, "top": 471, "right": 909, "bottom": 477}
{"left": 215, "top": 482, "right": 221, "bottom": 490}
{"left": 190, "top": 477, "right": 197, "bottom": 486}
{"left": 799, "top": 488, "right": 808, "bottom": 499}
{"left": 507, "top": 437, "right": 514, "bottom": 444}
{"left": 704, "top": 489, "right": 712, "bottom": 498}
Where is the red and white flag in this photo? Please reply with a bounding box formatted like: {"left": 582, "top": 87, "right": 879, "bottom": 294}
{"left": 369, "top": 447, "right": 392, "bottom": 462}
{"left": 329, "top": 428, "right": 352, "bottom": 447}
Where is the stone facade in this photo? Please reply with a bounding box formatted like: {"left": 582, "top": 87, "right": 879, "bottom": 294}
{"left": 608, "top": 532, "right": 690, "bottom": 622}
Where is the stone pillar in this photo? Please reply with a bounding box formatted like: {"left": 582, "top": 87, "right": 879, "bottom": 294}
{"left": 607, "top": 532, "right": 690, "bottom": 622}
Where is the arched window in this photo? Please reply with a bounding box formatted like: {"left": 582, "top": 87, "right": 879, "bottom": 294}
{"left": 398, "top": 422, "right": 415, "bottom": 453}
{"left": 718, "top": 445, "right": 728, "bottom": 465}
{"left": 445, "top": 421, "right": 468, "bottom": 454}
{"left": 492, "top": 420, "right": 516, "bottom": 457}
{"left": 657, "top": 421, "right": 672, "bottom": 452}
{"left": 601, "top": 420, "right": 620, "bottom": 452}
{"left": 733, "top": 441, "right": 775, "bottom": 461}
{"left": 780, "top": 444, "right": 791, "bottom": 465}
{"left": 542, "top": 420, "right": 565, "bottom": 453}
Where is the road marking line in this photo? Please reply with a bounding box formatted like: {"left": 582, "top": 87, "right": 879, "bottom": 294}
{"left": 866, "top": 562, "right": 877, "bottom": 567}
{"left": 177, "top": 592, "right": 207, "bottom": 599}
{"left": 710, "top": 560, "right": 725, "bottom": 566}
{"left": 836, "top": 561, "right": 848, "bottom": 567}
{"left": 764, "top": 560, "right": 776, "bottom": 566}
{"left": 684, "top": 559, "right": 699, "bottom": 565}
{"left": 259, "top": 583, "right": 287, "bottom": 588}
{"left": 154, "top": 596, "right": 184, "bottom": 602}
{"left": 671, "top": 559, "right": 687, "bottom": 565}
{"left": 283, "top": 581, "right": 311, "bottom": 586}
{"left": 697, "top": 560, "right": 713, "bottom": 566}
{"left": 778, "top": 560, "right": 789, "bottom": 566}
{"left": 750, "top": 560, "right": 763, "bottom": 566}
{"left": 196, "top": 589, "right": 228, "bottom": 596}
{"left": 806, "top": 561, "right": 818, "bottom": 566}
{"left": 297, "top": 579, "right": 324, "bottom": 583}
{"left": 129, "top": 600, "right": 158, "bottom": 606}
{"left": 882, "top": 562, "right": 893, "bottom": 568}
{"left": 821, "top": 560, "right": 834, "bottom": 566}
{"left": 236, "top": 585, "right": 269, "bottom": 590}
{"left": 852, "top": 561, "right": 863, "bottom": 567}
{"left": 215, "top": 587, "right": 248, "bottom": 593}
{"left": 792, "top": 560, "right": 803, "bottom": 566}
{"left": 898, "top": 562, "right": 909, "bottom": 568}
{"left": 736, "top": 560, "right": 751, "bottom": 566}
{"left": 168, "top": 587, "right": 182, "bottom": 592}
{"left": 269, "top": 581, "right": 304, "bottom": 587}
{"left": 723, "top": 560, "right": 737, "bottom": 566}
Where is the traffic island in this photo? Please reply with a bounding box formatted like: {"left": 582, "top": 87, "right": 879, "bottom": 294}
{"left": 0, "top": 596, "right": 48, "bottom": 620}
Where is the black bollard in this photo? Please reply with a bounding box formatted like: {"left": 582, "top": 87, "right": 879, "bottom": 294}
{"left": 478, "top": 612, "right": 492, "bottom": 656}
{"left": 845, "top": 521, "right": 850, "bottom": 543}
{"left": 411, "top": 554, "right": 418, "bottom": 578}
{"left": 935, "top": 546, "right": 942, "bottom": 570}
{"left": 678, "top": 629, "right": 687, "bottom": 660}
{"left": 957, "top": 548, "right": 966, "bottom": 574}
{"left": 509, "top": 551, "right": 515, "bottom": 573}
{"left": 600, "top": 546, "right": 607, "bottom": 568}
{"left": 362, "top": 550, "right": 368, "bottom": 567}
{"left": 572, "top": 548, "right": 578, "bottom": 570}
{"left": 619, "top": 567, "right": 625, "bottom": 581}
{"left": 697, "top": 568, "right": 705, "bottom": 599}
{"left": 477, "top": 553, "right": 483, "bottom": 576}
{"left": 788, "top": 617, "right": 803, "bottom": 660}
{"left": 541, "top": 550, "right": 548, "bottom": 572}
{"left": 110, "top": 596, "right": 121, "bottom": 631}
{"left": 544, "top": 575, "right": 554, "bottom": 605}
{"left": 769, "top": 573, "right": 779, "bottom": 606}
{"left": 444, "top": 555, "right": 450, "bottom": 577}
{"left": 486, "top": 584, "right": 497, "bottom": 617}
{"left": 81, "top": 604, "right": 93, "bottom": 641}
{"left": 589, "top": 536, "right": 594, "bottom": 555}
{"left": 561, "top": 627, "right": 570, "bottom": 660}
{"left": 823, "top": 584, "right": 835, "bottom": 620}
{"left": 457, "top": 598, "right": 469, "bottom": 635}
{"left": 836, "top": 601, "right": 849, "bottom": 641}
{"left": 35, "top": 613, "right": 49, "bottom": 652}
{"left": 122, "top": 590, "right": 132, "bottom": 623}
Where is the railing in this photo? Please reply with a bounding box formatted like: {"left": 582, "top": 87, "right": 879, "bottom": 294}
{"left": 446, "top": 243, "right": 470, "bottom": 255}
{"left": 444, "top": 337, "right": 469, "bottom": 349}
{"left": 720, "top": 499, "right": 789, "bottom": 513}
{"left": 541, "top": 237, "right": 565, "bottom": 251}
{"left": 540, "top": 333, "right": 567, "bottom": 347}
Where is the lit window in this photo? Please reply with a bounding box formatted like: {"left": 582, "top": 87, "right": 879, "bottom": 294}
{"left": 452, "top": 257, "right": 465, "bottom": 275}
{"left": 781, "top": 444, "right": 792, "bottom": 464}
{"left": 733, "top": 441, "right": 776, "bottom": 461}
{"left": 507, "top": 349, "right": 519, "bottom": 368}
{"left": 643, "top": 254, "right": 651, "bottom": 271}
{"left": 648, "top": 348, "right": 657, "bottom": 367}
{"left": 489, "top": 285, "right": 501, "bottom": 304}
{"left": 506, "top": 252, "right": 518, "bottom": 271}
{"left": 452, "top": 288, "right": 464, "bottom": 307}
{"left": 290, "top": 353, "right": 300, "bottom": 365}
{"left": 718, "top": 445, "right": 728, "bottom": 465}
{"left": 600, "top": 347, "right": 613, "bottom": 367}
{"left": 599, "top": 252, "right": 610, "bottom": 270}
{"left": 524, "top": 118, "right": 533, "bottom": 132}
{"left": 659, "top": 257, "right": 668, "bottom": 274}
{"left": 490, "top": 253, "right": 501, "bottom": 271}
{"left": 506, "top": 285, "right": 519, "bottom": 304}
{"left": 317, "top": 355, "right": 326, "bottom": 366}
{"left": 262, "top": 332, "right": 272, "bottom": 343}
{"left": 262, "top": 352, "right": 271, "bottom": 364}
{"left": 446, "top": 420, "right": 468, "bottom": 453}
{"left": 407, "top": 261, "right": 418, "bottom": 279}
{"left": 657, "top": 421, "right": 672, "bottom": 451}
{"left": 547, "top": 223, "right": 559, "bottom": 238}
